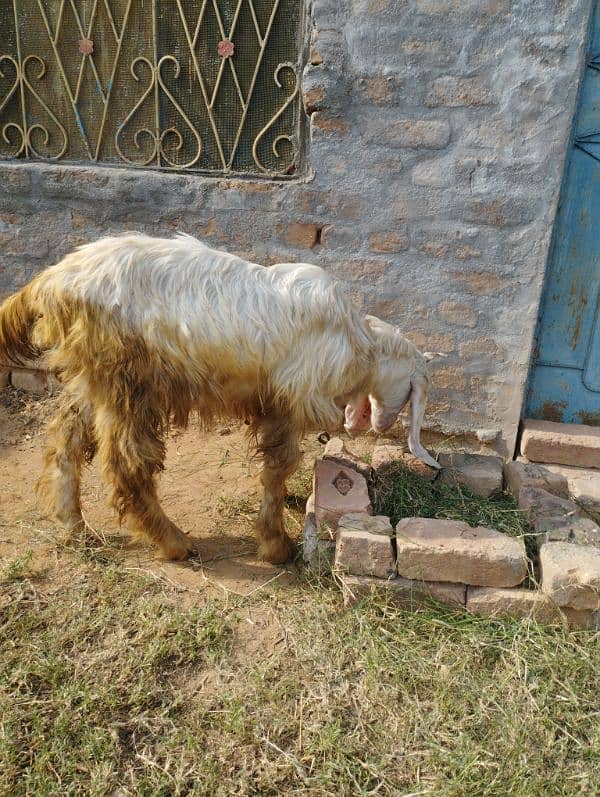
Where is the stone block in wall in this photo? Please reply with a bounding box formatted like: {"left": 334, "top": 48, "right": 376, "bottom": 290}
{"left": 334, "top": 529, "right": 396, "bottom": 579}
{"left": 382, "top": 119, "right": 451, "bottom": 149}
{"left": 460, "top": 197, "right": 538, "bottom": 228}
{"left": 466, "top": 586, "right": 562, "bottom": 624}
{"left": 282, "top": 223, "right": 320, "bottom": 248}
{"left": 438, "top": 301, "right": 479, "bottom": 329}
{"left": 411, "top": 158, "right": 455, "bottom": 188}
{"left": 368, "top": 232, "right": 410, "bottom": 253}
{"left": 533, "top": 516, "right": 600, "bottom": 549}
{"left": 518, "top": 486, "right": 582, "bottom": 523}
{"left": 426, "top": 76, "right": 497, "bottom": 107}
{"left": 310, "top": 112, "right": 349, "bottom": 138}
{"left": 372, "top": 445, "right": 438, "bottom": 481}
{"left": 438, "top": 452, "right": 503, "bottom": 497}
{"left": 520, "top": 420, "right": 600, "bottom": 470}
{"left": 303, "top": 86, "right": 325, "bottom": 115}
{"left": 504, "top": 460, "right": 569, "bottom": 500}
{"left": 415, "top": 0, "right": 510, "bottom": 17}
{"left": 339, "top": 574, "right": 466, "bottom": 609}
{"left": 395, "top": 518, "right": 528, "bottom": 587}
{"left": 540, "top": 542, "right": 600, "bottom": 610}
{"left": 329, "top": 258, "right": 386, "bottom": 281}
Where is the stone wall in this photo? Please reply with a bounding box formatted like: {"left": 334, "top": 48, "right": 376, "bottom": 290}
{"left": 0, "top": 0, "right": 593, "bottom": 456}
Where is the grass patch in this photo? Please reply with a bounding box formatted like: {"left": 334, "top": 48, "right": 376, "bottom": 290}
{"left": 1, "top": 557, "right": 599, "bottom": 796}
{"left": 0, "top": 550, "right": 34, "bottom": 584}
{"left": 0, "top": 564, "right": 232, "bottom": 796}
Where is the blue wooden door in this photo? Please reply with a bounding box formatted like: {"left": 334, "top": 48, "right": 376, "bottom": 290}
{"left": 526, "top": 3, "right": 600, "bottom": 426}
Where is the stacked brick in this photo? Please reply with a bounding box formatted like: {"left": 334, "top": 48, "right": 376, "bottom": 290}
{"left": 1, "top": 350, "right": 58, "bottom": 393}
{"left": 304, "top": 436, "right": 600, "bottom": 629}
{"left": 0, "top": 366, "right": 56, "bottom": 394}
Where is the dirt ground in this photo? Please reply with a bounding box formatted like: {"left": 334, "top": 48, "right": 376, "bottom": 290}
{"left": 0, "top": 387, "right": 333, "bottom": 600}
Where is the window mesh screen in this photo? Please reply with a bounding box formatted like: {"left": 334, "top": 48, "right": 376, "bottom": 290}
{"left": 0, "top": 0, "right": 303, "bottom": 176}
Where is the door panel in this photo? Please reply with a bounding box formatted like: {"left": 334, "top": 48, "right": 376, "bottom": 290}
{"left": 526, "top": 2, "right": 600, "bottom": 425}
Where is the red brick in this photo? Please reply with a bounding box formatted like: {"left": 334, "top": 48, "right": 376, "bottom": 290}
{"left": 369, "top": 232, "right": 409, "bottom": 253}
{"left": 540, "top": 542, "right": 600, "bottom": 610}
{"left": 340, "top": 574, "right": 466, "bottom": 608}
{"left": 396, "top": 518, "right": 527, "bottom": 587}
{"left": 521, "top": 419, "right": 600, "bottom": 469}
{"left": 335, "top": 529, "right": 396, "bottom": 579}
{"left": 283, "top": 223, "right": 320, "bottom": 249}
{"left": 466, "top": 586, "right": 562, "bottom": 624}
{"left": 314, "top": 459, "right": 372, "bottom": 532}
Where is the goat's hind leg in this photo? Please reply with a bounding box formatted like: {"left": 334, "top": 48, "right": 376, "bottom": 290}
{"left": 36, "top": 396, "right": 96, "bottom": 532}
{"left": 255, "top": 415, "right": 301, "bottom": 564}
{"left": 96, "top": 408, "right": 195, "bottom": 561}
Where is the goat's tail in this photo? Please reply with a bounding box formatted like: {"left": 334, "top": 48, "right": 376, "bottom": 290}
{"left": 0, "top": 283, "right": 42, "bottom": 366}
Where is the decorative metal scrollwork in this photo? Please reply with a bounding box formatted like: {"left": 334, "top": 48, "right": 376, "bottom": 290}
{"left": 115, "top": 55, "right": 202, "bottom": 170}
{"left": 1, "top": 0, "right": 302, "bottom": 177}
{"left": 0, "top": 52, "right": 67, "bottom": 160}
{"left": 253, "top": 62, "right": 299, "bottom": 175}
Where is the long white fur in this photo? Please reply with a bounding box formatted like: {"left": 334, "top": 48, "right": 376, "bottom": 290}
{"left": 34, "top": 233, "right": 374, "bottom": 430}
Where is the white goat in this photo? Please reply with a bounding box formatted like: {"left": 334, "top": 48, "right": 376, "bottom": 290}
{"left": 0, "top": 233, "right": 438, "bottom": 562}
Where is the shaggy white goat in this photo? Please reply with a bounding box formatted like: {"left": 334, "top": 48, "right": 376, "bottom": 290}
{"left": 0, "top": 233, "right": 438, "bottom": 562}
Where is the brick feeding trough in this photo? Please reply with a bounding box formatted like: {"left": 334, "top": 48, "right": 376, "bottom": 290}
{"left": 303, "top": 433, "right": 600, "bottom": 630}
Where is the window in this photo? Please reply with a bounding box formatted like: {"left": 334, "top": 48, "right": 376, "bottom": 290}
{"left": 0, "top": 1, "right": 304, "bottom": 176}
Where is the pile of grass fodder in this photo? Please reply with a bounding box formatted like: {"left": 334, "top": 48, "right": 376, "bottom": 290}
{"left": 372, "top": 461, "right": 534, "bottom": 559}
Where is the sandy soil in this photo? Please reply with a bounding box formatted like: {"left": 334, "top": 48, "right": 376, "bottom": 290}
{"left": 0, "top": 387, "right": 334, "bottom": 599}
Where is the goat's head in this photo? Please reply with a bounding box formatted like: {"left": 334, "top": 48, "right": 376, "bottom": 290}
{"left": 344, "top": 315, "right": 441, "bottom": 470}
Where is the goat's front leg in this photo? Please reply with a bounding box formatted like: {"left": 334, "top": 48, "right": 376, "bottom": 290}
{"left": 255, "top": 415, "right": 301, "bottom": 564}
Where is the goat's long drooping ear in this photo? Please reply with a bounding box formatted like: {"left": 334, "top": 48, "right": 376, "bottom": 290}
{"left": 407, "top": 372, "right": 440, "bottom": 469}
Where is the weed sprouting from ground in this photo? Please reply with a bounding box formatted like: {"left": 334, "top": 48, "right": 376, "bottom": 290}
{"left": 0, "top": 550, "right": 33, "bottom": 584}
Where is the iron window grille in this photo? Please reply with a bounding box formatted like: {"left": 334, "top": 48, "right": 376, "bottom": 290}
{"left": 0, "top": 0, "right": 304, "bottom": 177}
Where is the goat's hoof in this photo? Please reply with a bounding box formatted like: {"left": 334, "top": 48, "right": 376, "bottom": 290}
{"left": 159, "top": 530, "right": 197, "bottom": 561}
{"left": 258, "top": 533, "right": 294, "bottom": 565}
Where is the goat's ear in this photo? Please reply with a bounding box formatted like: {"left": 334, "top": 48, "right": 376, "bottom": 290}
{"left": 423, "top": 351, "right": 448, "bottom": 363}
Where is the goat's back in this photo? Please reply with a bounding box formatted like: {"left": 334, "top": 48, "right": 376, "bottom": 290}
{"left": 30, "top": 233, "right": 374, "bottom": 429}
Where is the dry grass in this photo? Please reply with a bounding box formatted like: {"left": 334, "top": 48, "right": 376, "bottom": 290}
{"left": 1, "top": 452, "right": 598, "bottom": 795}
{"left": 1, "top": 542, "right": 599, "bottom": 796}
